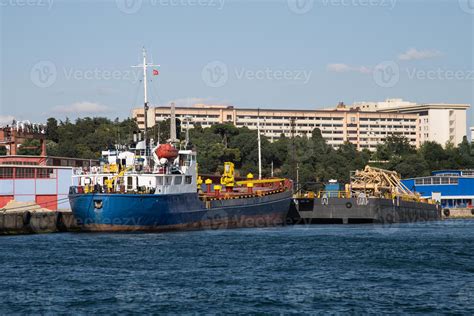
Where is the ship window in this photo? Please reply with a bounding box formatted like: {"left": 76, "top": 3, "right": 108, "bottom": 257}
{"left": 165, "top": 176, "right": 172, "bottom": 185}
{"left": 185, "top": 176, "right": 192, "bottom": 184}
{"left": 37, "top": 168, "right": 56, "bottom": 179}
{"left": 450, "top": 178, "right": 459, "bottom": 184}
{"left": 432, "top": 177, "right": 441, "bottom": 185}
{"left": 440, "top": 177, "right": 449, "bottom": 184}
{"left": 415, "top": 179, "right": 423, "bottom": 185}
{"left": 0, "top": 167, "right": 13, "bottom": 179}
{"left": 157, "top": 177, "right": 163, "bottom": 186}
{"left": 15, "top": 167, "right": 35, "bottom": 178}
{"left": 174, "top": 176, "right": 182, "bottom": 185}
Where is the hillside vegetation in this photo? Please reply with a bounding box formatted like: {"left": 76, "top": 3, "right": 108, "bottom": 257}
{"left": 6, "top": 117, "right": 474, "bottom": 188}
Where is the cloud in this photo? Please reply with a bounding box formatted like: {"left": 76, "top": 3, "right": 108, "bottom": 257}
{"left": 51, "top": 101, "right": 111, "bottom": 114}
{"left": 398, "top": 48, "right": 443, "bottom": 61}
{"left": 0, "top": 115, "right": 14, "bottom": 126}
{"left": 327, "top": 63, "right": 372, "bottom": 74}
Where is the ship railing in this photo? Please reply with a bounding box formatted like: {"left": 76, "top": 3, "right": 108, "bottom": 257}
{"left": 69, "top": 185, "right": 155, "bottom": 195}
{"left": 294, "top": 190, "right": 352, "bottom": 199}
{"left": 235, "top": 178, "right": 287, "bottom": 187}
{"left": 317, "top": 191, "right": 352, "bottom": 199}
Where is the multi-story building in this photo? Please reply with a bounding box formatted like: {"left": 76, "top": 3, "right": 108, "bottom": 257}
{"left": 470, "top": 126, "right": 474, "bottom": 142}
{"left": 132, "top": 104, "right": 419, "bottom": 151}
{"left": 351, "top": 99, "right": 470, "bottom": 146}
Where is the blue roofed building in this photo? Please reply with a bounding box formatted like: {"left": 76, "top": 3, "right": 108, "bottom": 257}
{"left": 401, "top": 170, "right": 474, "bottom": 209}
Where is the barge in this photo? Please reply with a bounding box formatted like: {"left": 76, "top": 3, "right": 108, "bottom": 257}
{"left": 290, "top": 166, "right": 441, "bottom": 224}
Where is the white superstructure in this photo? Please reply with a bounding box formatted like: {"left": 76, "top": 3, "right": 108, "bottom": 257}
{"left": 75, "top": 148, "right": 197, "bottom": 196}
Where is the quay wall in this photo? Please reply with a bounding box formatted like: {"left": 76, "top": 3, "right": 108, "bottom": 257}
{"left": 442, "top": 208, "right": 474, "bottom": 219}
{"left": 0, "top": 210, "right": 80, "bottom": 235}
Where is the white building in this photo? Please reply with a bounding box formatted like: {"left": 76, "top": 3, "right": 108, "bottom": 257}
{"left": 132, "top": 104, "right": 419, "bottom": 151}
{"left": 470, "top": 127, "right": 474, "bottom": 142}
{"left": 351, "top": 99, "right": 470, "bottom": 146}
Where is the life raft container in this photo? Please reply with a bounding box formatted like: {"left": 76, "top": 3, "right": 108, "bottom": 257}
{"left": 155, "top": 143, "right": 179, "bottom": 160}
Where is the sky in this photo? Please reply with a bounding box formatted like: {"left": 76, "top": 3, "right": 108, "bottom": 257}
{"left": 0, "top": 0, "right": 473, "bottom": 136}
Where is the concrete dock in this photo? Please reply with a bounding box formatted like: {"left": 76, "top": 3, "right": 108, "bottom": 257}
{"left": 442, "top": 208, "right": 474, "bottom": 219}
{"left": 0, "top": 210, "right": 80, "bottom": 235}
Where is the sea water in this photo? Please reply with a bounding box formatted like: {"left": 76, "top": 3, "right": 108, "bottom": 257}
{"left": 0, "top": 220, "right": 473, "bottom": 314}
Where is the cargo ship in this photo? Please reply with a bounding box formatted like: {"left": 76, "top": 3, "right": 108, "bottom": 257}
{"left": 68, "top": 49, "right": 292, "bottom": 232}
{"left": 289, "top": 166, "right": 441, "bottom": 224}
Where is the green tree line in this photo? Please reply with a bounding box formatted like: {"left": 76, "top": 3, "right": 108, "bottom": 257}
{"left": 3, "top": 118, "right": 473, "bottom": 187}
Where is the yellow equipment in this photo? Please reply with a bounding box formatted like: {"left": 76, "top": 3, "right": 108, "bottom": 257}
{"left": 350, "top": 165, "right": 420, "bottom": 201}
{"left": 220, "top": 162, "right": 235, "bottom": 188}
{"left": 197, "top": 176, "right": 203, "bottom": 188}
{"left": 103, "top": 164, "right": 119, "bottom": 174}
{"left": 104, "top": 178, "right": 114, "bottom": 192}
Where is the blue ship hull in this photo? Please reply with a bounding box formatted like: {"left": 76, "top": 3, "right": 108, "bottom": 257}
{"left": 68, "top": 191, "right": 292, "bottom": 232}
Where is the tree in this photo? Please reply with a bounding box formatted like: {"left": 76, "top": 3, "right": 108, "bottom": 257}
{"left": 46, "top": 117, "right": 59, "bottom": 143}
{"left": 17, "top": 139, "right": 41, "bottom": 155}
{"left": 373, "top": 135, "right": 415, "bottom": 160}
{"left": 35, "top": 115, "right": 474, "bottom": 183}
{"left": 211, "top": 124, "right": 239, "bottom": 148}
{"left": 152, "top": 118, "right": 181, "bottom": 144}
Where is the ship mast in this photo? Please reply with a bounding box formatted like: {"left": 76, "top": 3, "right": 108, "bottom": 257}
{"left": 132, "top": 47, "right": 160, "bottom": 155}
{"left": 257, "top": 108, "right": 262, "bottom": 180}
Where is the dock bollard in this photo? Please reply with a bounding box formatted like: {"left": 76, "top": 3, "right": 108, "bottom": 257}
{"left": 247, "top": 182, "right": 253, "bottom": 194}
{"left": 214, "top": 185, "right": 221, "bottom": 197}
{"left": 246, "top": 173, "right": 254, "bottom": 194}
{"left": 205, "top": 179, "right": 212, "bottom": 194}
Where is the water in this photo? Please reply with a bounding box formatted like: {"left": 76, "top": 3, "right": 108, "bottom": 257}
{"left": 1, "top": 220, "right": 473, "bottom": 314}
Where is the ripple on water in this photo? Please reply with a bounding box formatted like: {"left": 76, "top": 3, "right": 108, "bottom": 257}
{"left": 0, "top": 221, "right": 473, "bottom": 314}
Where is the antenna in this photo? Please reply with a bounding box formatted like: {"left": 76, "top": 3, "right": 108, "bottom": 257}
{"left": 183, "top": 115, "right": 192, "bottom": 148}
{"left": 169, "top": 102, "right": 178, "bottom": 143}
{"left": 257, "top": 108, "right": 262, "bottom": 180}
{"left": 132, "top": 47, "right": 160, "bottom": 155}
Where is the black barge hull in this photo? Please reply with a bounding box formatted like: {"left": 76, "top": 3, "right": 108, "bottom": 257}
{"left": 289, "top": 197, "right": 441, "bottom": 224}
